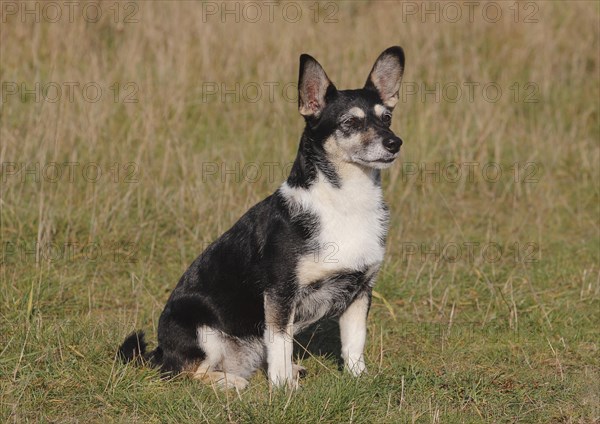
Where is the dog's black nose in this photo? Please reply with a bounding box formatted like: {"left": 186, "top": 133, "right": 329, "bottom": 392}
{"left": 383, "top": 137, "right": 402, "bottom": 154}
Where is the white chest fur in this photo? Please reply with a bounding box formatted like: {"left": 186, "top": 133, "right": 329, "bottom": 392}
{"left": 280, "top": 169, "right": 388, "bottom": 286}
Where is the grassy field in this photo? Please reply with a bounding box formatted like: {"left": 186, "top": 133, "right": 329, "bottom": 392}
{"left": 1, "top": 1, "right": 598, "bottom": 422}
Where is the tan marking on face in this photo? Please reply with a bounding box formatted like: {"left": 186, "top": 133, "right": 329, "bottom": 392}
{"left": 361, "top": 128, "right": 377, "bottom": 146}
{"left": 374, "top": 104, "right": 387, "bottom": 117}
{"left": 347, "top": 107, "right": 366, "bottom": 118}
{"left": 323, "top": 133, "right": 383, "bottom": 178}
{"left": 324, "top": 134, "right": 351, "bottom": 162}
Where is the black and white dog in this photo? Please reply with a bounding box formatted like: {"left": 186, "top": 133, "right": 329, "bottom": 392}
{"left": 119, "top": 46, "right": 405, "bottom": 390}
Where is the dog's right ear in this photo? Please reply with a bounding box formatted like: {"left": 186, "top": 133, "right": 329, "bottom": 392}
{"left": 298, "top": 54, "right": 336, "bottom": 118}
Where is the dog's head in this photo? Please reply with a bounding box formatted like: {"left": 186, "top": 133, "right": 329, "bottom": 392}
{"left": 298, "top": 46, "right": 405, "bottom": 169}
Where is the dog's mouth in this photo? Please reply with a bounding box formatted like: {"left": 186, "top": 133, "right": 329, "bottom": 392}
{"left": 368, "top": 157, "right": 396, "bottom": 164}
{"left": 352, "top": 154, "right": 399, "bottom": 169}
{"left": 366, "top": 153, "right": 400, "bottom": 164}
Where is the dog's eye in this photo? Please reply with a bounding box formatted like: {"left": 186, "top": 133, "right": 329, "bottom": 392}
{"left": 382, "top": 113, "right": 392, "bottom": 126}
{"left": 342, "top": 116, "right": 363, "bottom": 129}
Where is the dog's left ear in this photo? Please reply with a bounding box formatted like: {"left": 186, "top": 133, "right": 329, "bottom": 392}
{"left": 365, "top": 46, "right": 405, "bottom": 109}
{"left": 298, "top": 54, "right": 336, "bottom": 117}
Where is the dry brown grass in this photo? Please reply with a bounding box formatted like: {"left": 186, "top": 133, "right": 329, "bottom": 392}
{"left": 1, "top": 1, "right": 598, "bottom": 422}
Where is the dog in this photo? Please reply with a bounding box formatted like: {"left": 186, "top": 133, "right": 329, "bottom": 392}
{"left": 119, "top": 46, "right": 405, "bottom": 390}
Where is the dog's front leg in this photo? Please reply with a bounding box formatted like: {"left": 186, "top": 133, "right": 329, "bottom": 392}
{"left": 264, "top": 294, "right": 296, "bottom": 389}
{"left": 339, "top": 292, "right": 371, "bottom": 376}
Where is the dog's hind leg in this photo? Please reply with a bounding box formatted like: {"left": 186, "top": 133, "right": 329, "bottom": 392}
{"left": 193, "top": 365, "right": 249, "bottom": 390}
{"left": 192, "top": 325, "right": 264, "bottom": 390}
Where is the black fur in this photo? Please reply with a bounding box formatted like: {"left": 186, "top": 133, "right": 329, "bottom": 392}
{"left": 118, "top": 331, "right": 147, "bottom": 363}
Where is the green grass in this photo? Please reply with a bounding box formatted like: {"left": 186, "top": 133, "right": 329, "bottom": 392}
{"left": 1, "top": 1, "right": 599, "bottom": 423}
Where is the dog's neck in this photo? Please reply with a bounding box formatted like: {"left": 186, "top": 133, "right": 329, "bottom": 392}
{"left": 287, "top": 133, "right": 381, "bottom": 191}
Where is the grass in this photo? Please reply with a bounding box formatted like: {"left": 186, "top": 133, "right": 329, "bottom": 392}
{"left": 1, "top": 1, "right": 599, "bottom": 422}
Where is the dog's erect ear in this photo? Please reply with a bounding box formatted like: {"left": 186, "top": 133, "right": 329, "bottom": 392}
{"left": 365, "top": 46, "right": 405, "bottom": 109}
{"left": 298, "top": 54, "right": 335, "bottom": 117}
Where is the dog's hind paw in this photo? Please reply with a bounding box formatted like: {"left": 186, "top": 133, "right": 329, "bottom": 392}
{"left": 214, "top": 373, "right": 249, "bottom": 391}
{"left": 194, "top": 369, "right": 249, "bottom": 391}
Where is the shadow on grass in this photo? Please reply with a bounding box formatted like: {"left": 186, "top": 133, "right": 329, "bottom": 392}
{"left": 294, "top": 318, "right": 343, "bottom": 370}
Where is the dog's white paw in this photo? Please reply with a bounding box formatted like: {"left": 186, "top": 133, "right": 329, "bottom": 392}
{"left": 345, "top": 357, "right": 367, "bottom": 377}
{"left": 214, "top": 374, "right": 249, "bottom": 391}
{"left": 269, "top": 369, "right": 303, "bottom": 390}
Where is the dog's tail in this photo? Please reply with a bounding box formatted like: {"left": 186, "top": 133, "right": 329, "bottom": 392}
{"left": 117, "top": 331, "right": 163, "bottom": 368}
